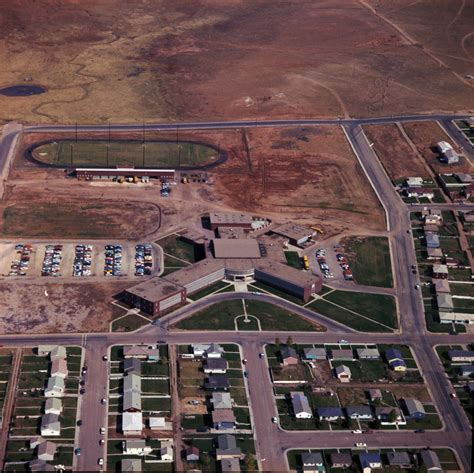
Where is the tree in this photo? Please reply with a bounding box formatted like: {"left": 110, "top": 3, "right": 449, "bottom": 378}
{"left": 286, "top": 336, "right": 294, "bottom": 347}
{"left": 275, "top": 337, "right": 281, "bottom": 348}
{"left": 244, "top": 453, "right": 256, "bottom": 471}
{"left": 200, "top": 452, "right": 211, "bottom": 469}
{"left": 387, "top": 409, "right": 398, "bottom": 423}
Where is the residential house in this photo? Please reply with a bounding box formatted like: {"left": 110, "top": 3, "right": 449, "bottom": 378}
{"left": 426, "top": 233, "right": 440, "bottom": 249}
{"left": 385, "top": 348, "right": 407, "bottom": 372}
{"left": 345, "top": 405, "right": 373, "bottom": 421}
{"left": 49, "top": 346, "right": 67, "bottom": 360}
{"left": 359, "top": 452, "right": 382, "bottom": 473}
{"left": 123, "top": 390, "right": 141, "bottom": 413}
{"left": 406, "top": 177, "right": 424, "bottom": 187}
{"left": 375, "top": 406, "right": 403, "bottom": 424}
{"left": 437, "top": 293, "right": 454, "bottom": 312}
{"left": 185, "top": 446, "right": 200, "bottom": 462}
{"left": 419, "top": 450, "right": 442, "bottom": 471}
{"left": 427, "top": 248, "right": 443, "bottom": 260}
{"left": 387, "top": 452, "right": 412, "bottom": 468}
{"left": 123, "top": 345, "right": 160, "bottom": 361}
{"left": 212, "top": 392, "right": 233, "bottom": 410}
{"left": 434, "top": 279, "right": 450, "bottom": 294}
{"left": 216, "top": 434, "right": 242, "bottom": 460}
{"left": 122, "top": 439, "right": 152, "bottom": 455}
{"left": 37, "top": 441, "right": 57, "bottom": 461}
{"left": 290, "top": 391, "right": 313, "bottom": 419}
{"left": 317, "top": 407, "right": 344, "bottom": 422}
{"left": 368, "top": 389, "right": 382, "bottom": 401}
{"left": 36, "top": 345, "right": 65, "bottom": 359}
{"left": 330, "top": 452, "right": 352, "bottom": 469}
{"left": 459, "top": 365, "right": 474, "bottom": 378}
{"left": 122, "top": 412, "right": 143, "bottom": 435}
{"left": 221, "top": 458, "right": 241, "bottom": 472}
{"left": 405, "top": 187, "right": 434, "bottom": 199}
{"left": 29, "top": 437, "right": 44, "bottom": 449}
{"left": 44, "top": 398, "right": 62, "bottom": 416}
{"left": 149, "top": 417, "right": 166, "bottom": 430}
{"left": 401, "top": 398, "right": 426, "bottom": 419}
{"left": 28, "top": 460, "right": 55, "bottom": 472}
{"left": 203, "top": 358, "right": 228, "bottom": 374}
{"left": 303, "top": 348, "right": 327, "bottom": 360}
{"left": 44, "top": 376, "right": 65, "bottom": 398}
{"left": 448, "top": 350, "right": 474, "bottom": 362}
{"left": 465, "top": 382, "right": 474, "bottom": 397}
{"left": 423, "top": 223, "right": 440, "bottom": 233}
{"left": 439, "top": 312, "right": 474, "bottom": 324}
{"left": 356, "top": 348, "right": 380, "bottom": 360}
{"left": 212, "top": 409, "right": 236, "bottom": 430}
{"left": 335, "top": 365, "right": 351, "bottom": 382}
{"left": 40, "top": 414, "right": 60, "bottom": 437}
{"left": 121, "top": 459, "right": 142, "bottom": 472}
{"left": 160, "top": 445, "right": 174, "bottom": 462}
{"left": 124, "top": 358, "right": 141, "bottom": 376}
{"left": 190, "top": 343, "right": 224, "bottom": 358}
{"left": 281, "top": 346, "right": 299, "bottom": 366}
{"left": 50, "top": 358, "right": 68, "bottom": 379}
{"left": 204, "top": 374, "right": 230, "bottom": 391}
{"left": 302, "top": 452, "right": 326, "bottom": 473}
{"left": 330, "top": 349, "right": 354, "bottom": 361}
{"left": 432, "top": 264, "right": 449, "bottom": 279}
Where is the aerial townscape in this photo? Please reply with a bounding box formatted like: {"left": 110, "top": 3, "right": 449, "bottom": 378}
{"left": 0, "top": 1, "right": 474, "bottom": 472}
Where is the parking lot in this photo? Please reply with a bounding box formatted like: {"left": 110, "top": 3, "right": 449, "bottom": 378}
{"left": 0, "top": 242, "right": 156, "bottom": 279}
{"left": 308, "top": 245, "right": 348, "bottom": 283}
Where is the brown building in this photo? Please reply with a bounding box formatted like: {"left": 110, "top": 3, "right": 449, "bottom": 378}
{"left": 75, "top": 167, "right": 175, "bottom": 180}
{"left": 212, "top": 239, "right": 262, "bottom": 259}
{"left": 123, "top": 278, "right": 186, "bottom": 317}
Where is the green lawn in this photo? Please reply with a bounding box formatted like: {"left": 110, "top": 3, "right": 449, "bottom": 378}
{"left": 33, "top": 140, "right": 218, "bottom": 168}
{"left": 157, "top": 234, "right": 197, "bottom": 263}
{"left": 173, "top": 299, "right": 320, "bottom": 331}
{"left": 248, "top": 281, "right": 306, "bottom": 305}
{"left": 331, "top": 360, "right": 387, "bottom": 382}
{"left": 343, "top": 236, "right": 393, "bottom": 287}
{"left": 111, "top": 313, "right": 149, "bottom": 332}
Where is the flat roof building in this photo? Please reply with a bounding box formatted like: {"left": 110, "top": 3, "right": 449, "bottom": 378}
{"left": 272, "top": 222, "right": 314, "bottom": 247}
{"left": 75, "top": 167, "right": 175, "bottom": 180}
{"left": 209, "top": 212, "right": 253, "bottom": 231}
{"left": 212, "top": 239, "right": 261, "bottom": 259}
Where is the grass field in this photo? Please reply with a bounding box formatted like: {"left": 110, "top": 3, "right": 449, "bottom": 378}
{"left": 284, "top": 251, "right": 301, "bottom": 269}
{"left": 156, "top": 235, "right": 197, "bottom": 264}
{"left": 33, "top": 140, "right": 218, "bottom": 168}
{"left": 343, "top": 236, "right": 393, "bottom": 287}
{"left": 173, "top": 299, "right": 321, "bottom": 331}
{"left": 111, "top": 313, "right": 149, "bottom": 332}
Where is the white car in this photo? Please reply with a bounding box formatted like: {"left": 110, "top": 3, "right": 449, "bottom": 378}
{"left": 355, "top": 442, "right": 367, "bottom": 447}
{"left": 271, "top": 416, "right": 278, "bottom": 424}
{"left": 100, "top": 427, "right": 105, "bottom": 435}
{"left": 352, "top": 429, "right": 362, "bottom": 434}
{"left": 98, "top": 458, "right": 104, "bottom": 466}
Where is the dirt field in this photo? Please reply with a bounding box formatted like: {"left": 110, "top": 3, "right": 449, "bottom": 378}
{"left": 402, "top": 122, "right": 474, "bottom": 174}
{"left": 364, "top": 124, "right": 431, "bottom": 181}
{"left": 1, "top": 1, "right": 473, "bottom": 125}
{"left": 0, "top": 280, "right": 130, "bottom": 334}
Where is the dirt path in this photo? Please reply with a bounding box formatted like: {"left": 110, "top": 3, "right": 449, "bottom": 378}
{"left": 169, "top": 345, "right": 184, "bottom": 473}
{"left": 0, "top": 348, "right": 21, "bottom": 471}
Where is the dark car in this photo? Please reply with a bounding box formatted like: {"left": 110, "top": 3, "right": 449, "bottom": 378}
{"left": 77, "top": 420, "right": 83, "bottom": 426}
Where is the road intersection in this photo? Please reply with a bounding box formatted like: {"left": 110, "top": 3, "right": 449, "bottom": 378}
{"left": 0, "top": 114, "right": 473, "bottom": 471}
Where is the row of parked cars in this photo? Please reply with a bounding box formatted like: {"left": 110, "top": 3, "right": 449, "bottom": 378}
{"left": 8, "top": 244, "right": 32, "bottom": 276}
{"left": 135, "top": 244, "right": 152, "bottom": 276}
{"left": 74, "top": 244, "right": 93, "bottom": 277}
{"left": 161, "top": 181, "right": 171, "bottom": 197}
{"left": 316, "top": 248, "right": 334, "bottom": 279}
{"left": 336, "top": 252, "right": 353, "bottom": 280}
{"left": 41, "top": 244, "right": 63, "bottom": 277}
{"left": 104, "top": 244, "right": 123, "bottom": 276}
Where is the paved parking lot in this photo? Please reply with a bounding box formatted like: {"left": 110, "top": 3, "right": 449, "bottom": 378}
{"left": 0, "top": 242, "right": 157, "bottom": 279}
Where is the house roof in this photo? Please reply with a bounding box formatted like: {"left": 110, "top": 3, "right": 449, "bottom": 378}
{"left": 437, "top": 293, "right": 454, "bottom": 309}
{"left": 124, "top": 358, "right": 142, "bottom": 374}
{"left": 212, "top": 392, "right": 233, "bottom": 410}
{"left": 217, "top": 434, "right": 237, "bottom": 450}
{"left": 359, "top": 451, "right": 381, "bottom": 466}
{"left": 403, "top": 398, "right": 425, "bottom": 415}
{"left": 434, "top": 279, "right": 450, "bottom": 293}
{"left": 432, "top": 264, "right": 448, "bottom": 274}
{"left": 331, "top": 349, "right": 354, "bottom": 359}
{"left": 45, "top": 398, "right": 62, "bottom": 412}
{"left": 317, "top": 407, "right": 344, "bottom": 417}
{"left": 123, "top": 346, "right": 160, "bottom": 358}
{"left": 186, "top": 446, "right": 200, "bottom": 455}
{"left": 37, "top": 441, "right": 57, "bottom": 457}
{"left": 448, "top": 349, "right": 474, "bottom": 359}
{"left": 302, "top": 452, "right": 324, "bottom": 466}
{"left": 335, "top": 365, "right": 351, "bottom": 376}
{"left": 50, "top": 346, "right": 67, "bottom": 359}
{"left": 387, "top": 452, "right": 411, "bottom": 466}
{"left": 356, "top": 348, "right": 380, "bottom": 358}
{"left": 346, "top": 405, "right": 372, "bottom": 417}
{"left": 121, "top": 459, "right": 142, "bottom": 472}
{"left": 205, "top": 374, "right": 230, "bottom": 389}
{"left": 330, "top": 452, "right": 352, "bottom": 466}
{"left": 46, "top": 376, "right": 65, "bottom": 391}
{"left": 221, "top": 458, "right": 241, "bottom": 472}
{"left": 149, "top": 417, "right": 166, "bottom": 428}
{"left": 28, "top": 460, "right": 55, "bottom": 472}
{"left": 123, "top": 390, "right": 142, "bottom": 411}
{"left": 368, "top": 389, "right": 382, "bottom": 398}
{"left": 272, "top": 222, "right": 313, "bottom": 241}
{"left": 125, "top": 439, "right": 147, "bottom": 449}
{"left": 122, "top": 412, "right": 143, "bottom": 431}
{"left": 420, "top": 450, "right": 442, "bottom": 470}
{"left": 303, "top": 348, "right": 327, "bottom": 358}
{"left": 281, "top": 346, "right": 298, "bottom": 359}
{"left": 290, "top": 392, "right": 312, "bottom": 415}
{"left": 390, "top": 359, "right": 407, "bottom": 368}
{"left": 124, "top": 373, "right": 141, "bottom": 393}
{"left": 212, "top": 408, "right": 235, "bottom": 424}
{"left": 204, "top": 358, "right": 228, "bottom": 370}
{"left": 50, "top": 358, "right": 68, "bottom": 376}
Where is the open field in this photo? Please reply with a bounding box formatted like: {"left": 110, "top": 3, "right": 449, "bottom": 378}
{"left": 2, "top": 1, "right": 473, "bottom": 125}
{"left": 402, "top": 122, "right": 473, "bottom": 175}
{"left": 0, "top": 280, "right": 130, "bottom": 333}
{"left": 364, "top": 124, "right": 430, "bottom": 181}
{"left": 342, "top": 236, "right": 393, "bottom": 287}
{"left": 32, "top": 140, "right": 218, "bottom": 168}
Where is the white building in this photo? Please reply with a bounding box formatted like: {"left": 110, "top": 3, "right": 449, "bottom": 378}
{"left": 40, "top": 414, "right": 60, "bottom": 437}
{"left": 122, "top": 412, "right": 143, "bottom": 436}
{"left": 44, "top": 376, "right": 65, "bottom": 398}
{"left": 290, "top": 392, "right": 312, "bottom": 419}
{"left": 44, "top": 398, "right": 62, "bottom": 416}
{"left": 122, "top": 440, "right": 152, "bottom": 456}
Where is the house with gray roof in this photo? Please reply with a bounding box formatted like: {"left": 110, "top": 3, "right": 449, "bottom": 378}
{"left": 317, "top": 407, "right": 344, "bottom": 421}
{"left": 356, "top": 348, "right": 380, "bottom": 360}
{"left": 303, "top": 348, "right": 327, "bottom": 360}
{"left": 345, "top": 405, "right": 373, "bottom": 420}
{"left": 401, "top": 398, "right": 425, "bottom": 419}
{"left": 387, "top": 451, "right": 412, "bottom": 468}
{"left": 419, "top": 450, "right": 442, "bottom": 471}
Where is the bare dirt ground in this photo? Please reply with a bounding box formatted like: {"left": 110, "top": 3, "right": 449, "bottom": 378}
{"left": 0, "top": 280, "right": 130, "bottom": 334}
{"left": 402, "top": 122, "right": 474, "bottom": 175}
{"left": 364, "top": 124, "right": 431, "bottom": 181}
{"left": 1, "top": 1, "right": 473, "bottom": 125}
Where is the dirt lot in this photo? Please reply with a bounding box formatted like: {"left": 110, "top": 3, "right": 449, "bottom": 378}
{"left": 0, "top": 280, "right": 130, "bottom": 333}
{"left": 364, "top": 124, "right": 430, "bottom": 181}
{"left": 1, "top": 1, "right": 473, "bottom": 125}
{"left": 402, "top": 122, "right": 474, "bottom": 174}
{"left": 336, "top": 388, "right": 367, "bottom": 406}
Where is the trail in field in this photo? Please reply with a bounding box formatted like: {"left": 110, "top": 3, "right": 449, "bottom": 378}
{"left": 446, "top": 0, "right": 466, "bottom": 32}
{"left": 461, "top": 31, "right": 474, "bottom": 61}
{"left": 358, "top": 0, "right": 473, "bottom": 89}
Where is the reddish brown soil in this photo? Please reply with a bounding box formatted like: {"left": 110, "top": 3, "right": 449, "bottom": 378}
{"left": 0, "top": 280, "right": 130, "bottom": 334}
{"left": 1, "top": 1, "right": 473, "bottom": 124}
{"left": 364, "top": 124, "right": 431, "bottom": 181}
{"left": 402, "top": 122, "right": 474, "bottom": 175}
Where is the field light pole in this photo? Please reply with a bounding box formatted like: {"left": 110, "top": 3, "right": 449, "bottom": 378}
{"left": 142, "top": 120, "right": 146, "bottom": 167}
